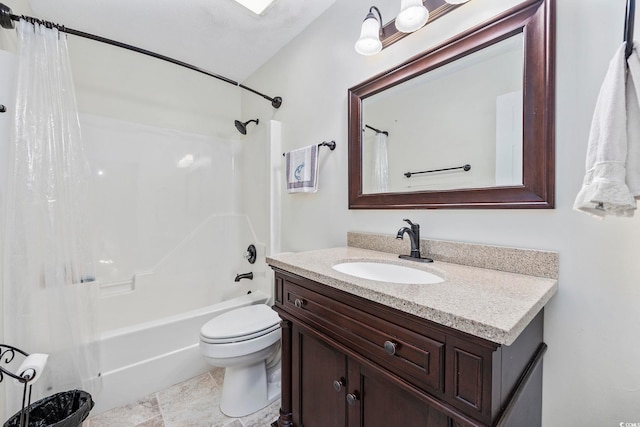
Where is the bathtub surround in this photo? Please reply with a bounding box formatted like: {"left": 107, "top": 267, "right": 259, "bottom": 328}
{"left": 3, "top": 18, "right": 101, "bottom": 414}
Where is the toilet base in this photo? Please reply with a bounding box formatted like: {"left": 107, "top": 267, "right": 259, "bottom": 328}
{"left": 220, "top": 361, "right": 281, "bottom": 418}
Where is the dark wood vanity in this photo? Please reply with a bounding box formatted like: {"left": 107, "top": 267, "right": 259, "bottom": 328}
{"left": 271, "top": 268, "right": 547, "bottom": 427}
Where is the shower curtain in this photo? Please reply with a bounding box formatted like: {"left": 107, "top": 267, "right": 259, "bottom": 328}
{"left": 2, "top": 20, "right": 100, "bottom": 410}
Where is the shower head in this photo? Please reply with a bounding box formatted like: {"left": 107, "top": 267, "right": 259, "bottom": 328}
{"left": 234, "top": 119, "right": 259, "bottom": 135}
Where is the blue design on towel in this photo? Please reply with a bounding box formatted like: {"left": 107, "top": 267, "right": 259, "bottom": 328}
{"left": 294, "top": 163, "right": 305, "bottom": 181}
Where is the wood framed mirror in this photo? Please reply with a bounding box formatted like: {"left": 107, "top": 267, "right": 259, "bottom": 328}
{"left": 348, "top": 0, "right": 554, "bottom": 209}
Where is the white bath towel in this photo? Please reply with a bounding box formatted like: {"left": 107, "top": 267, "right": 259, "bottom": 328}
{"left": 625, "top": 43, "right": 640, "bottom": 195}
{"left": 574, "top": 42, "right": 637, "bottom": 217}
{"left": 285, "top": 145, "right": 318, "bottom": 193}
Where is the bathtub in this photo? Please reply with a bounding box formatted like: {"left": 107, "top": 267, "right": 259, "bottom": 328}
{"left": 92, "top": 290, "right": 271, "bottom": 415}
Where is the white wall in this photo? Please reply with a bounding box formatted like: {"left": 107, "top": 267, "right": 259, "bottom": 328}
{"left": 243, "top": 0, "right": 640, "bottom": 424}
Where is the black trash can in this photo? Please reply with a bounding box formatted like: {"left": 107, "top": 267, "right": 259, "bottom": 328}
{"left": 3, "top": 389, "right": 94, "bottom": 427}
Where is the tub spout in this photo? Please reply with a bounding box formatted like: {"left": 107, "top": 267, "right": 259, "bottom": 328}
{"left": 235, "top": 272, "right": 253, "bottom": 282}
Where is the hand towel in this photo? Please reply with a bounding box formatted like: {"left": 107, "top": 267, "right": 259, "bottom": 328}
{"left": 625, "top": 42, "right": 640, "bottom": 196}
{"left": 574, "top": 42, "right": 637, "bottom": 217}
{"left": 285, "top": 145, "right": 318, "bottom": 193}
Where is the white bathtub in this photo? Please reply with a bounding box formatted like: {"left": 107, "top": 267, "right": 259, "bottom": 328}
{"left": 92, "top": 290, "right": 271, "bottom": 415}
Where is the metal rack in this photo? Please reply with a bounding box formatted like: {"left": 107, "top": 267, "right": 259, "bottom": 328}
{"left": 1, "top": 344, "right": 34, "bottom": 427}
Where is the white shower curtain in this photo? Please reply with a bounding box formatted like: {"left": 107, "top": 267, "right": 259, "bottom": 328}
{"left": 372, "top": 132, "right": 389, "bottom": 192}
{"left": 2, "top": 20, "right": 100, "bottom": 411}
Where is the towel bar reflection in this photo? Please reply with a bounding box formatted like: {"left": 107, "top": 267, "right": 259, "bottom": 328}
{"left": 404, "top": 164, "right": 471, "bottom": 178}
{"left": 364, "top": 124, "right": 389, "bottom": 136}
{"left": 282, "top": 141, "right": 336, "bottom": 157}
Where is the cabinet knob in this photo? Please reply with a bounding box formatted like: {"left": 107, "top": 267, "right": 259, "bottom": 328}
{"left": 346, "top": 392, "right": 360, "bottom": 406}
{"left": 333, "top": 379, "right": 345, "bottom": 392}
{"left": 294, "top": 298, "right": 305, "bottom": 308}
{"left": 383, "top": 340, "right": 397, "bottom": 356}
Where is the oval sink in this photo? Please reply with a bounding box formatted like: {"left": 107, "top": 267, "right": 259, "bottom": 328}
{"left": 332, "top": 262, "right": 443, "bottom": 284}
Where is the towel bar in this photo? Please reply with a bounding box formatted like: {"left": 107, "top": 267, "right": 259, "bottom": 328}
{"left": 282, "top": 141, "right": 336, "bottom": 157}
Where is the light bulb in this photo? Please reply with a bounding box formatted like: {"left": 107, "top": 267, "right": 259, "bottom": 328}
{"left": 396, "top": 0, "right": 429, "bottom": 33}
{"left": 355, "top": 14, "right": 382, "bottom": 55}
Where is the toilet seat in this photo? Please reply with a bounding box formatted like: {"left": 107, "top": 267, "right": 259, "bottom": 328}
{"left": 200, "top": 304, "right": 281, "bottom": 344}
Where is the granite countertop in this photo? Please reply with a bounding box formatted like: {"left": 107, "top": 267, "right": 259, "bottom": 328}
{"left": 267, "top": 246, "right": 558, "bottom": 346}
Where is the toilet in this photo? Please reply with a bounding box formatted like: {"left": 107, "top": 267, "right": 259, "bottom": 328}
{"left": 199, "top": 303, "right": 282, "bottom": 417}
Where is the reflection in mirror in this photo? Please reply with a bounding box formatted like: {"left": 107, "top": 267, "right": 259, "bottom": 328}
{"left": 362, "top": 33, "right": 524, "bottom": 194}
{"left": 348, "top": 0, "right": 554, "bottom": 209}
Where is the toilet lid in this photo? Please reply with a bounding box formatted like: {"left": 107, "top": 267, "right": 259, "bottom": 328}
{"left": 200, "top": 304, "right": 281, "bottom": 341}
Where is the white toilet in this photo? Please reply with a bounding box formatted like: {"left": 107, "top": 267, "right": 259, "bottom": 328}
{"left": 199, "top": 303, "right": 282, "bottom": 417}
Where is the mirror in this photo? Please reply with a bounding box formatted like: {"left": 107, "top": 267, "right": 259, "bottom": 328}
{"left": 348, "top": 0, "right": 554, "bottom": 209}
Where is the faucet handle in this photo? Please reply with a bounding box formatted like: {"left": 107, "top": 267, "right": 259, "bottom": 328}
{"left": 403, "top": 218, "right": 417, "bottom": 227}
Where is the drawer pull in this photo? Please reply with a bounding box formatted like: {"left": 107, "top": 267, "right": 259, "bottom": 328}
{"left": 383, "top": 340, "right": 397, "bottom": 355}
{"left": 294, "top": 298, "right": 305, "bottom": 308}
{"left": 346, "top": 392, "right": 360, "bottom": 405}
{"left": 333, "top": 379, "right": 345, "bottom": 392}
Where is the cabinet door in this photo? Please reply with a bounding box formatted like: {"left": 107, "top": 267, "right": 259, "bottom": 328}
{"left": 292, "top": 324, "right": 347, "bottom": 427}
{"left": 348, "top": 361, "right": 452, "bottom": 427}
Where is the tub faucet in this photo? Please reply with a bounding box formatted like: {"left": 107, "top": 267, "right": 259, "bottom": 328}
{"left": 235, "top": 272, "right": 254, "bottom": 282}
{"left": 396, "top": 219, "right": 433, "bottom": 263}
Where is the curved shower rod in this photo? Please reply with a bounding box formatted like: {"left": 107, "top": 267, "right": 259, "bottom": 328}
{"left": 0, "top": 3, "right": 283, "bottom": 109}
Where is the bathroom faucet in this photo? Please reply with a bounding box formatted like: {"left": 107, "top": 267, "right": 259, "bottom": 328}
{"left": 235, "top": 272, "right": 254, "bottom": 282}
{"left": 396, "top": 219, "right": 433, "bottom": 263}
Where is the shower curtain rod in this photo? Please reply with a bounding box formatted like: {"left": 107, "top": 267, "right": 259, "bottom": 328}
{"left": 0, "top": 3, "right": 283, "bottom": 109}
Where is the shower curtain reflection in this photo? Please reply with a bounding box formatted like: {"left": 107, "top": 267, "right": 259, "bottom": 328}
{"left": 373, "top": 132, "right": 389, "bottom": 192}
{"left": 2, "top": 19, "right": 100, "bottom": 412}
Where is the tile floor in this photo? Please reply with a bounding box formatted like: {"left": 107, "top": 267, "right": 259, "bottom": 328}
{"left": 84, "top": 368, "right": 280, "bottom": 427}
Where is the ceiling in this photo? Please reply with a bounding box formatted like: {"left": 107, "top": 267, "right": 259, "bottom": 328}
{"left": 27, "top": 0, "right": 337, "bottom": 82}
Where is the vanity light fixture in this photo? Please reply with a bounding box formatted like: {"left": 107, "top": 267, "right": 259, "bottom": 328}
{"left": 355, "top": 6, "right": 384, "bottom": 56}
{"left": 356, "top": 0, "right": 473, "bottom": 56}
{"left": 396, "top": 0, "right": 430, "bottom": 33}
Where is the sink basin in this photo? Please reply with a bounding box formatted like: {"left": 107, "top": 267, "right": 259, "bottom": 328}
{"left": 332, "top": 261, "right": 443, "bottom": 284}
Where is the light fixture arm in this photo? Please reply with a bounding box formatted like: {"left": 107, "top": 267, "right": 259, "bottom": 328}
{"left": 367, "top": 6, "right": 384, "bottom": 36}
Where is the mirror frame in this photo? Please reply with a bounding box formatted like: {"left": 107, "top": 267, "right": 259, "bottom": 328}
{"left": 348, "top": 0, "right": 555, "bottom": 209}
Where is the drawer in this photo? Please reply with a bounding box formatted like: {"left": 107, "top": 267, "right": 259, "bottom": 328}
{"left": 282, "top": 278, "right": 445, "bottom": 394}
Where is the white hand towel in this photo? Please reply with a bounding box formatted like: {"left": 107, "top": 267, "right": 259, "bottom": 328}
{"left": 14, "top": 353, "right": 48, "bottom": 385}
{"left": 285, "top": 145, "right": 318, "bottom": 193}
{"left": 625, "top": 43, "right": 640, "bottom": 196}
{"left": 574, "top": 42, "right": 637, "bottom": 217}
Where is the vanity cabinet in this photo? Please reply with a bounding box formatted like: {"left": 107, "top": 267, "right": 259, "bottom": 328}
{"left": 272, "top": 268, "right": 546, "bottom": 427}
{"left": 292, "top": 325, "right": 452, "bottom": 427}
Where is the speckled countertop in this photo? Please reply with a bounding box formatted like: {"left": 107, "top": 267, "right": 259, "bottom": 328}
{"left": 267, "top": 246, "right": 558, "bottom": 346}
